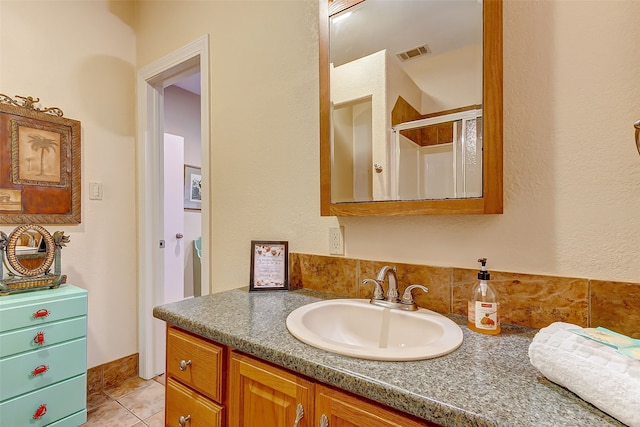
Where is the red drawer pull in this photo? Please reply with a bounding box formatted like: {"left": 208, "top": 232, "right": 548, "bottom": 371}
{"left": 33, "top": 404, "right": 47, "bottom": 420}
{"left": 33, "top": 331, "right": 46, "bottom": 346}
{"left": 33, "top": 309, "right": 50, "bottom": 319}
{"left": 31, "top": 365, "right": 49, "bottom": 377}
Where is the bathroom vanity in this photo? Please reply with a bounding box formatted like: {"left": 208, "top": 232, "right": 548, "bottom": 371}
{"left": 164, "top": 324, "right": 429, "bottom": 426}
{"left": 0, "top": 285, "right": 88, "bottom": 427}
{"left": 154, "top": 288, "right": 624, "bottom": 427}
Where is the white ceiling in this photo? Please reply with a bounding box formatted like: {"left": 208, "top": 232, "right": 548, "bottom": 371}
{"left": 174, "top": 73, "right": 201, "bottom": 95}
{"left": 330, "top": 0, "right": 482, "bottom": 67}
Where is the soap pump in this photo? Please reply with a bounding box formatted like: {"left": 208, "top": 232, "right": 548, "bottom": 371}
{"left": 467, "top": 258, "right": 500, "bottom": 335}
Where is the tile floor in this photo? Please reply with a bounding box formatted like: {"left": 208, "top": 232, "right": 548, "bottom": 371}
{"left": 83, "top": 374, "right": 165, "bottom": 427}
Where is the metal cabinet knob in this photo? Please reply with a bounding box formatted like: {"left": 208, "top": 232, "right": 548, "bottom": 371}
{"left": 178, "top": 414, "right": 191, "bottom": 426}
{"left": 319, "top": 414, "right": 329, "bottom": 427}
{"left": 179, "top": 359, "right": 191, "bottom": 371}
{"left": 176, "top": 233, "right": 184, "bottom": 239}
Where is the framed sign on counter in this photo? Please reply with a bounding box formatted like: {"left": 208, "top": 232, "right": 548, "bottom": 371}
{"left": 249, "top": 240, "right": 288, "bottom": 291}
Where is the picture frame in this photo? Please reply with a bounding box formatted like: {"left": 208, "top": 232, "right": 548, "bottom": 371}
{"left": 184, "top": 164, "right": 202, "bottom": 211}
{"left": 249, "top": 240, "right": 289, "bottom": 291}
{"left": 0, "top": 94, "right": 81, "bottom": 224}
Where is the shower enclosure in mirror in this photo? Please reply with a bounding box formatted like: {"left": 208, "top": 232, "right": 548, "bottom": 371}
{"left": 320, "top": 0, "right": 503, "bottom": 216}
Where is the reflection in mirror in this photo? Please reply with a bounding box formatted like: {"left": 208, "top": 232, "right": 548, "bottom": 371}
{"left": 330, "top": 0, "right": 482, "bottom": 203}
{"left": 15, "top": 228, "right": 47, "bottom": 270}
{"left": 320, "top": 0, "right": 502, "bottom": 216}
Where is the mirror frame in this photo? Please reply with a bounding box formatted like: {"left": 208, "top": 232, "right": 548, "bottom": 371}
{"left": 320, "top": 0, "right": 503, "bottom": 216}
{"left": 5, "top": 224, "right": 55, "bottom": 277}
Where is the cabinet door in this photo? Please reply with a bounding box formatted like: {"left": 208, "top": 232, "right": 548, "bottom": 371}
{"left": 166, "top": 377, "right": 223, "bottom": 427}
{"left": 228, "top": 352, "right": 314, "bottom": 427}
{"left": 315, "top": 384, "right": 437, "bottom": 427}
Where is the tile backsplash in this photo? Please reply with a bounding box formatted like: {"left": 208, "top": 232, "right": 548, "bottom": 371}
{"left": 289, "top": 253, "right": 639, "bottom": 338}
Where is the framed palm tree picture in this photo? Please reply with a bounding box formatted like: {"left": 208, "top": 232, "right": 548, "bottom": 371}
{"left": 0, "top": 94, "right": 81, "bottom": 224}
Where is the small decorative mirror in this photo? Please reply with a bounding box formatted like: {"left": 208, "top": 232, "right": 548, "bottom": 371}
{"left": 0, "top": 224, "right": 69, "bottom": 295}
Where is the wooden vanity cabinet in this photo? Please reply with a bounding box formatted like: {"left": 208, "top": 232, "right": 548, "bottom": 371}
{"left": 165, "top": 327, "right": 440, "bottom": 426}
{"left": 228, "top": 351, "right": 314, "bottom": 427}
{"left": 228, "top": 351, "right": 438, "bottom": 427}
{"left": 165, "top": 326, "right": 225, "bottom": 426}
{"left": 316, "top": 384, "right": 438, "bottom": 427}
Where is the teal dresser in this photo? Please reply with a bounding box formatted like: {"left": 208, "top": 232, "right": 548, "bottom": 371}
{"left": 0, "top": 285, "right": 88, "bottom": 426}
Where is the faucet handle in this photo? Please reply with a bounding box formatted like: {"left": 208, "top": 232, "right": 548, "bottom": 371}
{"left": 362, "top": 278, "right": 385, "bottom": 300}
{"left": 401, "top": 284, "right": 429, "bottom": 306}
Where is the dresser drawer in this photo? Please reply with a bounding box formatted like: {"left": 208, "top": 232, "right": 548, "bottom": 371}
{"left": 167, "top": 377, "right": 223, "bottom": 427}
{"left": 167, "top": 326, "right": 224, "bottom": 402}
{"left": 0, "top": 285, "right": 87, "bottom": 332}
{"left": 0, "top": 316, "right": 87, "bottom": 358}
{"left": 46, "top": 410, "right": 87, "bottom": 427}
{"left": 0, "top": 374, "right": 86, "bottom": 427}
{"left": 0, "top": 337, "right": 86, "bottom": 401}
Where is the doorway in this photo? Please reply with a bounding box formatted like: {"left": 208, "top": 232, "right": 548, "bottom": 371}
{"left": 136, "top": 35, "right": 211, "bottom": 379}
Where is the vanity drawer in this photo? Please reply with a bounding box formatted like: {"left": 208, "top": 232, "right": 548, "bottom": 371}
{"left": 0, "top": 286, "right": 87, "bottom": 332}
{"left": 0, "top": 374, "right": 86, "bottom": 427}
{"left": 0, "top": 337, "right": 86, "bottom": 401}
{"left": 0, "top": 316, "right": 87, "bottom": 358}
{"left": 166, "top": 377, "right": 223, "bottom": 427}
{"left": 167, "top": 326, "right": 224, "bottom": 402}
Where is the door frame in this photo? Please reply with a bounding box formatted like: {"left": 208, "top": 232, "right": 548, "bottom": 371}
{"left": 136, "top": 35, "right": 211, "bottom": 379}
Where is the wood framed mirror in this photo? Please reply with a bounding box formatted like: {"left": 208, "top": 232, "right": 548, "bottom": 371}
{"left": 5, "top": 224, "right": 55, "bottom": 277}
{"left": 320, "top": 0, "right": 503, "bottom": 216}
{"left": 0, "top": 224, "right": 68, "bottom": 295}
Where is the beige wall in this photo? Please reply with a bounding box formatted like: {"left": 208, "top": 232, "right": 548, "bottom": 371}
{"left": 344, "top": 0, "right": 640, "bottom": 282}
{"left": 135, "top": 0, "right": 337, "bottom": 299}
{"left": 0, "top": 0, "right": 138, "bottom": 368}
{"left": 136, "top": 0, "right": 639, "bottom": 287}
{"left": 1, "top": 0, "right": 639, "bottom": 368}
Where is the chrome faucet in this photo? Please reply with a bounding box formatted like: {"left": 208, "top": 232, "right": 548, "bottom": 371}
{"left": 362, "top": 266, "right": 429, "bottom": 311}
{"left": 377, "top": 265, "right": 400, "bottom": 302}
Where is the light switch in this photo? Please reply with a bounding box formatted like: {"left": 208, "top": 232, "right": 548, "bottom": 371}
{"left": 89, "top": 181, "right": 102, "bottom": 200}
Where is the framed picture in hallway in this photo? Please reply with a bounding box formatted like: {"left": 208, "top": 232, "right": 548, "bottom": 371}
{"left": 249, "top": 240, "right": 289, "bottom": 291}
{"left": 184, "top": 164, "right": 201, "bottom": 211}
{"left": 0, "top": 94, "right": 81, "bottom": 224}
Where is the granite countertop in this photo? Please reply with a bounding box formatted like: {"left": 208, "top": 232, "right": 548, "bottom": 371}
{"left": 153, "top": 288, "right": 624, "bottom": 427}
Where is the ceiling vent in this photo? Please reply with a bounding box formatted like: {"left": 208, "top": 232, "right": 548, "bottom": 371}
{"left": 396, "top": 44, "right": 431, "bottom": 62}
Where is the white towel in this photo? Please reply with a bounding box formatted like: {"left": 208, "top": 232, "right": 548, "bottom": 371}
{"left": 528, "top": 322, "right": 640, "bottom": 427}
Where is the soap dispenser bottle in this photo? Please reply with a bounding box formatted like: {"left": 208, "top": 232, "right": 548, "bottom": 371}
{"left": 468, "top": 258, "right": 500, "bottom": 335}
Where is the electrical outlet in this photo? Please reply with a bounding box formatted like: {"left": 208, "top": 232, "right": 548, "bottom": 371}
{"left": 329, "top": 226, "right": 344, "bottom": 255}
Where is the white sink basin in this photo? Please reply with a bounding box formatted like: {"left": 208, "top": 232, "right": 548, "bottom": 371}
{"left": 286, "top": 299, "right": 463, "bottom": 361}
